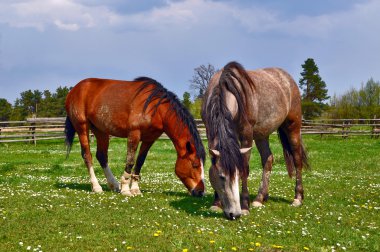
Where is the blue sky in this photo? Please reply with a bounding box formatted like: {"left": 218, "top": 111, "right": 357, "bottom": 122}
{"left": 0, "top": 0, "right": 379, "bottom": 103}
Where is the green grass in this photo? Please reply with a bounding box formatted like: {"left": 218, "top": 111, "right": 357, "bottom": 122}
{"left": 0, "top": 136, "right": 379, "bottom": 251}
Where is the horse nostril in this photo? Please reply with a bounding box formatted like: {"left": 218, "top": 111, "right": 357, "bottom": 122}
{"left": 225, "top": 212, "right": 241, "bottom": 220}
{"left": 191, "top": 189, "right": 205, "bottom": 197}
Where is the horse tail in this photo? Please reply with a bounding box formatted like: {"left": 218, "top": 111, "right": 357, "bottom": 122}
{"left": 277, "top": 128, "right": 310, "bottom": 177}
{"left": 64, "top": 116, "right": 76, "bottom": 159}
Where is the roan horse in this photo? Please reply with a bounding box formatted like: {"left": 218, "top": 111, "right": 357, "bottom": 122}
{"left": 65, "top": 77, "right": 206, "bottom": 197}
{"left": 202, "top": 61, "right": 309, "bottom": 220}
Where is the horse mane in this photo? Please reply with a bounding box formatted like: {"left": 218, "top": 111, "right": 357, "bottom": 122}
{"left": 134, "top": 77, "right": 205, "bottom": 162}
{"left": 202, "top": 61, "right": 253, "bottom": 178}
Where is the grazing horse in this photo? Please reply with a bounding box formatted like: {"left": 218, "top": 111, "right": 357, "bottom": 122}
{"left": 65, "top": 77, "right": 206, "bottom": 197}
{"left": 202, "top": 61, "right": 309, "bottom": 220}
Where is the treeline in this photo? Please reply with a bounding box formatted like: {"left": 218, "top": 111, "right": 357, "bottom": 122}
{"left": 326, "top": 78, "right": 380, "bottom": 119}
{"left": 0, "top": 86, "right": 70, "bottom": 121}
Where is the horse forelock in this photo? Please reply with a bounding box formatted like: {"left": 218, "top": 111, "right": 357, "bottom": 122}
{"left": 135, "top": 77, "right": 205, "bottom": 162}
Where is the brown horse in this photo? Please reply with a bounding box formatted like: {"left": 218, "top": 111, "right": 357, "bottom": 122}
{"left": 65, "top": 77, "right": 206, "bottom": 197}
{"left": 202, "top": 61, "right": 309, "bottom": 220}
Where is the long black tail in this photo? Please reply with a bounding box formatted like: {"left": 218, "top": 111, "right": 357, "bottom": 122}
{"left": 277, "top": 128, "right": 309, "bottom": 177}
{"left": 64, "top": 116, "right": 76, "bottom": 159}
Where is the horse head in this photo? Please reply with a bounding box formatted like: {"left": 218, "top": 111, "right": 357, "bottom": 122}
{"left": 208, "top": 147, "right": 251, "bottom": 220}
{"left": 175, "top": 141, "right": 205, "bottom": 197}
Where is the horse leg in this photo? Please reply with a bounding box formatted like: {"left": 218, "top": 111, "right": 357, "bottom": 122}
{"left": 253, "top": 138, "right": 273, "bottom": 207}
{"left": 93, "top": 129, "right": 120, "bottom": 192}
{"left": 240, "top": 137, "right": 253, "bottom": 215}
{"left": 287, "top": 130, "right": 305, "bottom": 207}
{"left": 77, "top": 124, "right": 103, "bottom": 193}
{"left": 129, "top": 141, "right": 154, "bottom": 196}
{"left": 120, "top": 131, "right": 140, "bottom": 197}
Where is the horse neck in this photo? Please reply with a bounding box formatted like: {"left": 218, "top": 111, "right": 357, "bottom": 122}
{"left": 162, "top": 111, "right": 191, "bottom": 153}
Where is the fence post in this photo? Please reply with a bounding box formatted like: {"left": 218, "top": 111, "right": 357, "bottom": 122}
{"left": 29, "top": 123, "right": 37, "bottom": 145}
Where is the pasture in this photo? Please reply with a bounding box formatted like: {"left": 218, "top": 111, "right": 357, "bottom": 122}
{"left": 0, "top": 136, "right": 379, "bottom": 251}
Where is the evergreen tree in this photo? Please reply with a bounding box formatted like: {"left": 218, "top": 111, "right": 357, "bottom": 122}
{"left": 182, "top": 92, "right": 192, "bottom": 110}
{"left": 299, "top": 58, "right": 330, "bottom": 119}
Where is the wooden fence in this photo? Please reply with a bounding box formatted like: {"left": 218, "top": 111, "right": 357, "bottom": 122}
{"left": 0, "top": 117, "right": 379, "bottom": 144}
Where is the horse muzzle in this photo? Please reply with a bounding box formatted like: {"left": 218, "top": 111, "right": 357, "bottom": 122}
{"left": 223, "top": 210, "right": 241, "bottom": 220}
{"left": 191, "top": 188, "right": 205, "bottom": 197}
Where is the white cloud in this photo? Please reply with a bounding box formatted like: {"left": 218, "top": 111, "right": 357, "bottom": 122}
{"left": 0, "top": 0, "right": 121, "bottom": 31}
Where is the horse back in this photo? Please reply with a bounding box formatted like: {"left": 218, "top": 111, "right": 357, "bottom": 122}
{"left": 247, "top": 68, "right": 301, "bottom": 136}
{"left": 65, "top": 78, "right": 164, "bottom": 138}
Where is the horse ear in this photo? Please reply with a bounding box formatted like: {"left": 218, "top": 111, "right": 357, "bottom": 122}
{"left": 240, "top": 147, "right": 252, "bottom": 154}
{"left": 209, "top": 149, "right": 220, "bottom": 157}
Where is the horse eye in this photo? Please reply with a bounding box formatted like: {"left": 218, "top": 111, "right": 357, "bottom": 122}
{"left": 219, "top": 175, "right": 226, "bottom": 181}
{"left": 211, "top": 156, "right": 216, "bottom": 165}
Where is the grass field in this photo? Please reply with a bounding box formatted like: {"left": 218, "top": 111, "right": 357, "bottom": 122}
{"left": 0, "top": 136, "right": 379, "bottom": 251}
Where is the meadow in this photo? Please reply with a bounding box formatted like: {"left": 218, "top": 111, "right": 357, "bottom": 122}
{"left": 0, "top": 136, "right": 379, "bottom": 251}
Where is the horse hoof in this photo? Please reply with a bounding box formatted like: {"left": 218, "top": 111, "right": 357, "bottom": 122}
{"left": 92, "top": 186, "right": 103, "bottom": 193}
{"left": 291, "top": 199, "right": 302, "bottom": 207}
{"left": 252, "top": 201, "right": 263, "bottom": 207}
{"left": 241, "top": 209, "right": 250, "bottom": 216}
{"left": 108, "top": 183, "right": 121, "bottom": 193}
{"left": 209, "top": 205, "right": 223, "bottom": 212}
{"left": 121, "top": 190, "right": 133, "bottom": 197}
{"left": 131, "top": 189, "right": 142, "bottom": 196}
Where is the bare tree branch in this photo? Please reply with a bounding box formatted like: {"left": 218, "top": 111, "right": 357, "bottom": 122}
{"left": 189, "top": 63, "right": 217, "bottom": 99}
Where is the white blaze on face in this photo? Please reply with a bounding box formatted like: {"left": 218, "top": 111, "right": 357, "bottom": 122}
{"left": 222, "top": 170, "right": 241, "bottom": 218}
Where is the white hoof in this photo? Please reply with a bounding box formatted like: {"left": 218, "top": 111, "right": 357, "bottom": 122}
{"left": 210, "top": 205, "right": 223, "bottom": 212}
{"left": 241, "top": 209, "right": 250, "bottom": 216}
{"left": 121, "top": 189, "right": 133, "bottom": 197}
{"left": 130, "top": 188, "right": 142, "bottom": 196}
{"left": 291, "top": 199, "right": 302, "bottom": 207}
{"left": 92, "top": 185, "right": 103, "bottom": 193}
{"left": 252, "top": 201, "right": 263, "bottom": 207}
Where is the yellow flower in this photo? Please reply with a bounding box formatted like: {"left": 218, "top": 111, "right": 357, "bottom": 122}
{"left": 210, "top": 240, "right": 215, "bottom": 244}
{"left": 248, "top": 249, "right": 254, "bottom": 251}
{"left": 231, "top": 247, "right": 237, "bottom": 251}
{"left": 272, "top": 245, "right": 284, "bottom": 249}
{"left": 153, "top": 233, "right": 159, "bottom": 237}
{"left": 182, "top": 249, "right": 188, "bottom": 252}
{"left": 126, "top": 246, "right": 133, "bottom": 250}
{"left": 303, "top": 247, "right": 310, "bottom": 251}
{"left": 255, "top": 242, "right": 261, "bottom": 247}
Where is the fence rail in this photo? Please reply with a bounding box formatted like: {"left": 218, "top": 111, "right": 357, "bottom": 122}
{"left": 1, "top": 117, "right": 379, "bottom": 144}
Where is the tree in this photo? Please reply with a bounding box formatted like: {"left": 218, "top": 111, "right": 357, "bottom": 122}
{"left": 182, "top": 92, "right": 192, "bottom": 110}
{"left": 189, "top": 63, "right": 217, "bottom": 99}
{"left": 299, "top": 58, "right": 330, "bottom": 119}
{"left": 327, "top": 78, "right": 380, "bottom": 119}
{"left": 0, "top": 98, "right": 12, "bottom": 121}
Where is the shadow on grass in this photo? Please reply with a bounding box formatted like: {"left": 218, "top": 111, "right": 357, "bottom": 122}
{"left": 164, "top": 191, "right": 223, "bottom": 218}
{"left": 267, "top": 196, "right": 293, "bottom": 205}
{"left": 55, "top": 182, "right": 106, "bottom": 192}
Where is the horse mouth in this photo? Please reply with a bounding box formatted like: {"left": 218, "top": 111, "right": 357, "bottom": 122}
{"left": 190, "top": 188, "right": 205, "bottom": 197}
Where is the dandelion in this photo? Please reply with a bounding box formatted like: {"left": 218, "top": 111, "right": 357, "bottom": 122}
{"left": 303, "top": 247, "right": 310, "bottom": 250}
{"left": 272, "top": 245, "right": 284, "bottom": 249}
{"left": 210, "top": 240, "right": 215, "bottom": 244}
{"left": 182, "top": 249, "right": 188, "bottom": 252}
{"left": 231, "top": 247, "right": 237, "bottom": 251}
{"left": 255, "top": 242, "right": 261, "bottom": 247}
{"left": 126, "top": 246, "right": 133, "bottom": 250}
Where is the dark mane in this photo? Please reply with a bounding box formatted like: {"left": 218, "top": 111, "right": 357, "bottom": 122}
{"left": 202, "top": 61, "right": 252, "bottom": 178}
{"left": 134, "top": 77, "right": 205, "bottom": 162}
